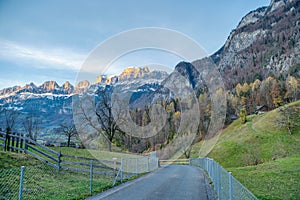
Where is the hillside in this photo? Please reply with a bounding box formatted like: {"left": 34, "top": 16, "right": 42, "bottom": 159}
{"left": 0, "top": 151, "right": 41, "bottom": 169}
{"left": 207, "top": 100, "right": 300, "bottom": 167}
{"left": 213, "top": 0, "right": 300, "bottom": 88}
{"left": 191, "top": 100, "right": 300, "bottom": 199}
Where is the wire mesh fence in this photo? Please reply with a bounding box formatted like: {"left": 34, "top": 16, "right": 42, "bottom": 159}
{"left": 190, "top": 157, "right": 258, "bottom": 200}
{"left": 0, "top": 163, "right": 114, "bottom": 200}
{"left": 113, "top": 156, "right": 159, "bottom": 185}
{"left": 0, "top": 167, "right": 21, "bottom": 200}
{"left": 1, "top": 154, "right": 159, "bottom": 200}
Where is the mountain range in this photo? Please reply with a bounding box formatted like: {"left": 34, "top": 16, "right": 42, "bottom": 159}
{"left": 0, "top": 0, "right": 299, "bottom": 140}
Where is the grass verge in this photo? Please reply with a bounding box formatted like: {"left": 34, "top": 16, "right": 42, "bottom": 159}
{"left": 229, "top": 156, "right": 300, "bottom": 200}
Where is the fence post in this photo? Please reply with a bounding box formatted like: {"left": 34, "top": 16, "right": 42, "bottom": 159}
{"left": 7, "top": 133, "right": 10, "bottom": 152}
{"left": 136, "top": 158, "right": 138, "bottom": 176}
{"left": 20, "top": 134, "right": 24, "bottom": 153}
{"left": 217, "top": 164, "right": 221, "bottom": 200}
{"left": 24, "top": 136, "right": 28, "bottom": 153}
{"left": 58, "top": 151, "right": 61, "bottom": 171}
{"left": 19, "top": 166, "right": 25, "bottom": 200}
{"left": 147, "top": 157, "right": 149, "bottom": 172}
{"left": 90, "top": 160, "right": 93, "bottom": 195}
{"left": 229, "top": 172, "right": 233, "bottom": 200}
{"left": 16, "top": 133, "right": 19, "bottom": 153}
{"left": 3, "top": 132, "right": 7, "bottom": 152}
{"left": 121, "top": 158, "right": 123, "bottom": 182}
{"left": 113, "top": 158, "right": 117, "bottom": 176}
{"left": 11, "top": 132, "right": 15, "bottom": 152}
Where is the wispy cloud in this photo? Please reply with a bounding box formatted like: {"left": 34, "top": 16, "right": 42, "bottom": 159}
{"left": 0, "top": 39, "right": 86, "bottom": 70}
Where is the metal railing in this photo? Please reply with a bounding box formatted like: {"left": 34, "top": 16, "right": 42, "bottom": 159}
{"left": 113, "top": 156, "right": 159, "bottom": 185}
{"left": 190, "top": 158, "right": 258, "bottom": 200}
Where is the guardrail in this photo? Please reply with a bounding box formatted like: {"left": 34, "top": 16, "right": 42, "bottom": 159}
{"left": 190, "top": 158, "right": 258, "bottom": 200}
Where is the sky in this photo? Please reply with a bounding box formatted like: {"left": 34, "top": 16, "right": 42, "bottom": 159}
{"left": 0, "top": 0, "right": 270, "bottom": 89}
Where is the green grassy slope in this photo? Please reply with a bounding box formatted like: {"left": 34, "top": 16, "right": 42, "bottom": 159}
{"left": 0, "top": 151, "right": 41, "bottom": 169}
{"left": 229, "top": 156, "right": 300, "bottom": 200}
{"left": 208, "top": 101, "right": 300, "bottom": 168}
{"left": 0, "top": 146, "right": 140, "bottom": 199}
{"left": 191, "top": 100, "right": 300, "bottom": 199}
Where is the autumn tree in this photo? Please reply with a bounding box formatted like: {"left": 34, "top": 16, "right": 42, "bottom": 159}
{"left": 198, "top": 92, "right": 211, "bottom": 136}
{"left": 259, "top": 77, "right": 274, "bottom": 108}
{"left": 239, "top": 108, "right": 247, "bottom": 124}
{"left": 285, "top": 75, "right": 299, "bottom": 102}
{"left": 276, "top": 105, "right": 300, "bottom": 135}
{"left": 270, "top": 80, "right": 284, "bottom": 108}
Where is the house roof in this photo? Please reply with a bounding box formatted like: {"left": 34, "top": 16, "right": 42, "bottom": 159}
{"left": 256, "top": 105, "right": 267, "bottom": 110}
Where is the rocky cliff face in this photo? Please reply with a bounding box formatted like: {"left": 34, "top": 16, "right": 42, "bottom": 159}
{"left": 0, "top": 81, "right": 76, "bottom": 98}
{"left": 118, "top": 66, "right": 150, "bottom": 81}
{"left": 213, "top": 0, "right": 300, "bottom": 88}
{"left": 117, "top": 66, "right": 168, "bottom": 82}
{"left": 39, "top": 81, "right": 60, "bottom": 92}
{"left": 62, "top": 81, "right": 74, "bottom": 94}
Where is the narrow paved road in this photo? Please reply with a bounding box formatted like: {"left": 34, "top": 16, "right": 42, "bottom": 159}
{"left": 87, "top": 165, "right": 214, "bottom": 200}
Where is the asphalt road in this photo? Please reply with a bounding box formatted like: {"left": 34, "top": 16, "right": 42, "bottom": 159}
{"left": 87, "top": 165, "right": 215, "bottom": 200}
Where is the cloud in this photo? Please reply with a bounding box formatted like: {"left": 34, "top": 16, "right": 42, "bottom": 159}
{"left": 0, "top": 39, "right": 86, "bottom": 70}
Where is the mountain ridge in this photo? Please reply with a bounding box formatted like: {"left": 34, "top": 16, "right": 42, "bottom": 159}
{"left": 213, "top": 0, "right": 300, "bottom": 88}
{"left": 0, "top": 66, "right": 169, "bottom": 98}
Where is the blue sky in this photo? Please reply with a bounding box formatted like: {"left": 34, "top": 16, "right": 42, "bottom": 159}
{"left": 0, "top": 0, "right": 270, "bottom": 89}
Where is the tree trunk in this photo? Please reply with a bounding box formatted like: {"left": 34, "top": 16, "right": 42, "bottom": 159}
{"left": 288, "top": 126, "right": 292, "bottom": 135}
{"left": 108, "top": 141, "right": 112, "bottom": 152}
{"left": 67, "top": 135, "right": 71, "bottom": 147}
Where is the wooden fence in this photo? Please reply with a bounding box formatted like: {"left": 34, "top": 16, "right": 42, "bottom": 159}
{"left": 0, "top": 131, "right": 25, "bottom": 153}
{"left": 0, "top": 131, "right": 119, "bottom": 176}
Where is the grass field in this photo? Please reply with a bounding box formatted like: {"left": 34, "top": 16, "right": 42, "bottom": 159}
{"left": 229, "top": 156, "right": 300, "bottom": 200}
{"left": 190, "top": 100, "right": 300, "bottom": 199}
{"left": 0, "top": 163, "right": 113, "bottom": 200}
{"left": 0, "top": 145, "right": 143, "bottom": 199}
{"left": 0, "top": 151, "right": 41, "bottom": 169}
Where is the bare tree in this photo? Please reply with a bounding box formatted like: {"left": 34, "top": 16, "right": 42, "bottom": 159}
{"left": 74, "top": 87, "right": 125, "bottom": 152}
{"left": 60, "top": 123, "right": 78, "bottom": 147}
{"left": 95, "top": 89, "right": 125, "bottom": 151}
{"left": 4, "top": 107, "right": 19, "bottom": 134}
{"left": 23, "top": 113, "right": 41, "bottom": 141}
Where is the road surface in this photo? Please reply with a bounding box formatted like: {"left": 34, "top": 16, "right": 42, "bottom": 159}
{"left": 87, "top": 165, "right": 215, "bottom": 200}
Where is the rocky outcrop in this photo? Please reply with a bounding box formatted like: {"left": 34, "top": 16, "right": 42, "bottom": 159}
{"left": 62, "top": 81, "right": 74, "bottom": 94}
{"left": 76, "top": 80, "right": 90, "bottom": 89}
{"left": 117, "top": 66, "right": 168, "bottom": 82}
{"left": 94, "top": 75, "right": 118, "bottom": 85}
{"left": 268, "top": 0, "right": 288, "bottom": 13}
{"left": 118, "top": 66, "right": 150, "bottom": 81}
{"left": 39, "top": 81, "right": 59, "bottom": 92}
{"left": 237, "top": 7, "right": 267, "bottom": 29}
{"left": 0, "top": 85, "right": 21, "bottom": 96}
{"left": 213, "top": 0, "right": 300, "bottom": 88}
